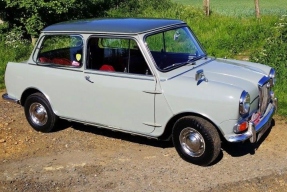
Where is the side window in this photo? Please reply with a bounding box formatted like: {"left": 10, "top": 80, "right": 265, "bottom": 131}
{"left": 87, "top": 37, "right": 151, "bottom": 75}
{"left": 145, "top": 33, "right": 164, "bottom": 52}
{"left": 37, "top": 35, "right": 83, "bottom": 67}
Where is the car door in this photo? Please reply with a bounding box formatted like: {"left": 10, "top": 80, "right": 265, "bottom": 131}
{"left": 81, "top": 37, "right": 156, "bottom": 134}
{"left": 31, "top": 34, "right": 88, "bottom": 120}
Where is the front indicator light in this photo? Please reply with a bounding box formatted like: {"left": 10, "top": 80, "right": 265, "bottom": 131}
{"left": 234, "top": 121, "right": 248, "bottom": 133}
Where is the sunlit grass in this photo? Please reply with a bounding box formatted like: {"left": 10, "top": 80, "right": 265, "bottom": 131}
{"left": 249, "top": 15, "right": 287, "bottom": 116}
{"left": 0, "top": 41, "right": 32, "bottom": 89}
{"left": 172, "top": 0, "right": 287, "bottom": 16}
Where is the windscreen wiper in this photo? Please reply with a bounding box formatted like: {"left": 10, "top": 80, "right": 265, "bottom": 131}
{"left": 185, "top": 55, "right": 206, "bottom": 64}
{"left": 163, "top": 55, "right": 206, "bottom": 70}
{"left": 163, "top": 62, "right": 189, "bottom": 70}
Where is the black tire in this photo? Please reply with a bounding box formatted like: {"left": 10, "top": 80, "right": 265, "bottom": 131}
{"left": 24, "top": 92, "right": 58, "bottom": 133}
{"left": 172, "top": 116, "right": 221, "bottom": 166}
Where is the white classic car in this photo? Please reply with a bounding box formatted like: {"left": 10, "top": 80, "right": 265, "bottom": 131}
{"left": 3, "top": 18, "right": 277, "bottom": 166}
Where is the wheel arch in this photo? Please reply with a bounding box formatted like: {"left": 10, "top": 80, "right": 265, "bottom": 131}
{"left": 20, "top": 88, "right": 45, "bottom": 106}
{"left": 22, "top": 88, "right": 58, "bottom": 133}
{"left": 158, "top": 112, "right": 224, "bottom": 141}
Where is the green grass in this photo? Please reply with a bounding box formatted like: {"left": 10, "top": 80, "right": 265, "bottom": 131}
{"left": 0, "top": 41, "right": 32, "bottom": 89}
{"left": 0, "top": 42, "right": 12, "bottom": 90}
{"left": 1, "top": 1, "right": 286, "bottom": 116}
{"left": 250, "top": 16, "right": 287, "bottom": 116}
{"left": 172, "top": 0, "right": 287, "bottom": 16}
{"left": 187, "top": 16, "right": 278, "bottom": 57}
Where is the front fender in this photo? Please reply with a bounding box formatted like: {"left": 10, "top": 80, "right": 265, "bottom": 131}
{"left": 161, "top": 77, "right": 243, "bottom": 133}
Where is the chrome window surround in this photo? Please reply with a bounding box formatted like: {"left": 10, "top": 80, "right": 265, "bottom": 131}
{"left": 33, "top": 34, "right": 84, "bottom": 68}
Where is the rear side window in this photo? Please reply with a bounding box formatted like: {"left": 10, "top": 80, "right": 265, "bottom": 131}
{"left": 37, "top": 35, "right": 83, "bottom": 67}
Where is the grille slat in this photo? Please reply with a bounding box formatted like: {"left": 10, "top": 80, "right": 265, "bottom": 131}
{"left": 258, "top": 77, "right": 271, "bottom": 116}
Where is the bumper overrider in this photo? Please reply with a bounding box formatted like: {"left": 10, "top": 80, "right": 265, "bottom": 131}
{"left": 226, "top": 96, "right": 278, "bottom": 143}
{"left": 2, "top": 93, "right": 20, "bottom": 104}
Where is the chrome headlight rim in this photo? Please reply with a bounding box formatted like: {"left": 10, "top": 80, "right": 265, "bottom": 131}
{"left": 268, "top": 68, "right": 276, "bottom": 87}
{"left": 239, "top": 90, "right": 250, "bottom": 117}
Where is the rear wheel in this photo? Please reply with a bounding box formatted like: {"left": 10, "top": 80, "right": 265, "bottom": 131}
{"left": 172, "top": 116, "right": 221, "bottom": 166}
{"left": 24, "top": 93, "right": 58, "bottom": 133}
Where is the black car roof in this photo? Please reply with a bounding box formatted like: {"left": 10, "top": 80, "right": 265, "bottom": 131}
{"left": 43, "top": 18, "right": 186, "bottom": 34}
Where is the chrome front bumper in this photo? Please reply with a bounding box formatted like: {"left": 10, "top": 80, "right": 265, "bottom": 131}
{"left": 225, "top": 97, "right": 277, "bottom": 143}
{"left": 2, "top": 93, "right": 20, "bottom": 104}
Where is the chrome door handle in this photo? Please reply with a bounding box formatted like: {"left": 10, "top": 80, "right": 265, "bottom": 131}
{"left": 85, "top": 75, "right": 94, "bottom": 83}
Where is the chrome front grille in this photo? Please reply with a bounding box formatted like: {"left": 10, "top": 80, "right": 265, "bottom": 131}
{"left": 258, "top": 76, "right": 271, "bottom": 115}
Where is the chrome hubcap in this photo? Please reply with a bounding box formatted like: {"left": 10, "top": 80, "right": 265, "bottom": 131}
{"left": 29, "top": 102, "right": 48, "bottom": 126}
{"left": 179, "top": 127, "right": 205, "bottom": 157}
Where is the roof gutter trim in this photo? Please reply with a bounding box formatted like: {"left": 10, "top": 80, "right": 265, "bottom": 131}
{"left": 42, "top": 23, "right": 187, "bottom": 35}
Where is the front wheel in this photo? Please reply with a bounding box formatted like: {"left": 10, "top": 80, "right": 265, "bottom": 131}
{"left": 172, "top": 116, "right": 221, "bottom": 166}
{"left": 24, "top": 93, "right": 58, "bottom": 133}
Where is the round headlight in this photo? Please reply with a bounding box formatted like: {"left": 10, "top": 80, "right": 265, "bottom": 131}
{"left": 269, "top": 68, "right": 276, "bottom": 87}
{"left": 239, "top": 90, "right": 250, "bottom": 117}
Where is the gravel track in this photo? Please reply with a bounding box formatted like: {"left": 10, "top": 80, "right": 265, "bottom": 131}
{"left": 0, "top": 90, "right": 287, "bottom": 191}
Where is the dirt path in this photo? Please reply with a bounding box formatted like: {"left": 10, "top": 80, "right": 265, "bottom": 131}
{"left": 1, "top": 90, "right": 287, "bottom": 191}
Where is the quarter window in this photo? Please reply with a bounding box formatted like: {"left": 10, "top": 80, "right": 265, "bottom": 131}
{"left": 87, "top": 37, "right": 151, "bottom": 75}
{"left": 37, "top": 35, "right": 83, "bottom": 67}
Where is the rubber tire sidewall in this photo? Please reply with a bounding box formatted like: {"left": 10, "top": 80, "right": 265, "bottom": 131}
{"left": 24, "top": 93, "right": 57, "bottom": 133}
{"left": 172, "top": 116, "right": 221, "bottom": 166}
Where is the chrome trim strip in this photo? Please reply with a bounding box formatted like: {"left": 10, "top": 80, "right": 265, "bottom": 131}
{"left": 43, "top": 23, "right": 187, "bottom": 36}
{"left": 2, "top": 93, "right": 20, "bottom": 104}
{"left": 160, "top": 78, "right": 168, "bottom": 82}
{"left": 47, "top": 66, "right": 84, "bottom": 72}
{"left": 225, "top": 99, "right": 276, "bottom": 143}
{"left": 59, "top": 117, "right": 158, "bottom": 139}
{"left": 216, "top": 58, "right": 266, "bottom": 75}
{"left": 29, "top": 63, "right": 84, "bottom": 72}
{"left": 84, "top": 71, "right": 155, "bottom": 81}
{"left": 166, "top": 58, "right": 215, "bottom": 81}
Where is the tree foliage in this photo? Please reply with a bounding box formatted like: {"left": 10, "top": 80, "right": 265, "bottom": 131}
{"left": 0, "top": 0, "right": 119, "bottom": 38}
{"left": 0, "top": 0, "right": 180, "bottom": 39}
{"left": 107, "top": 0, "right": 176, "bottom": 17}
